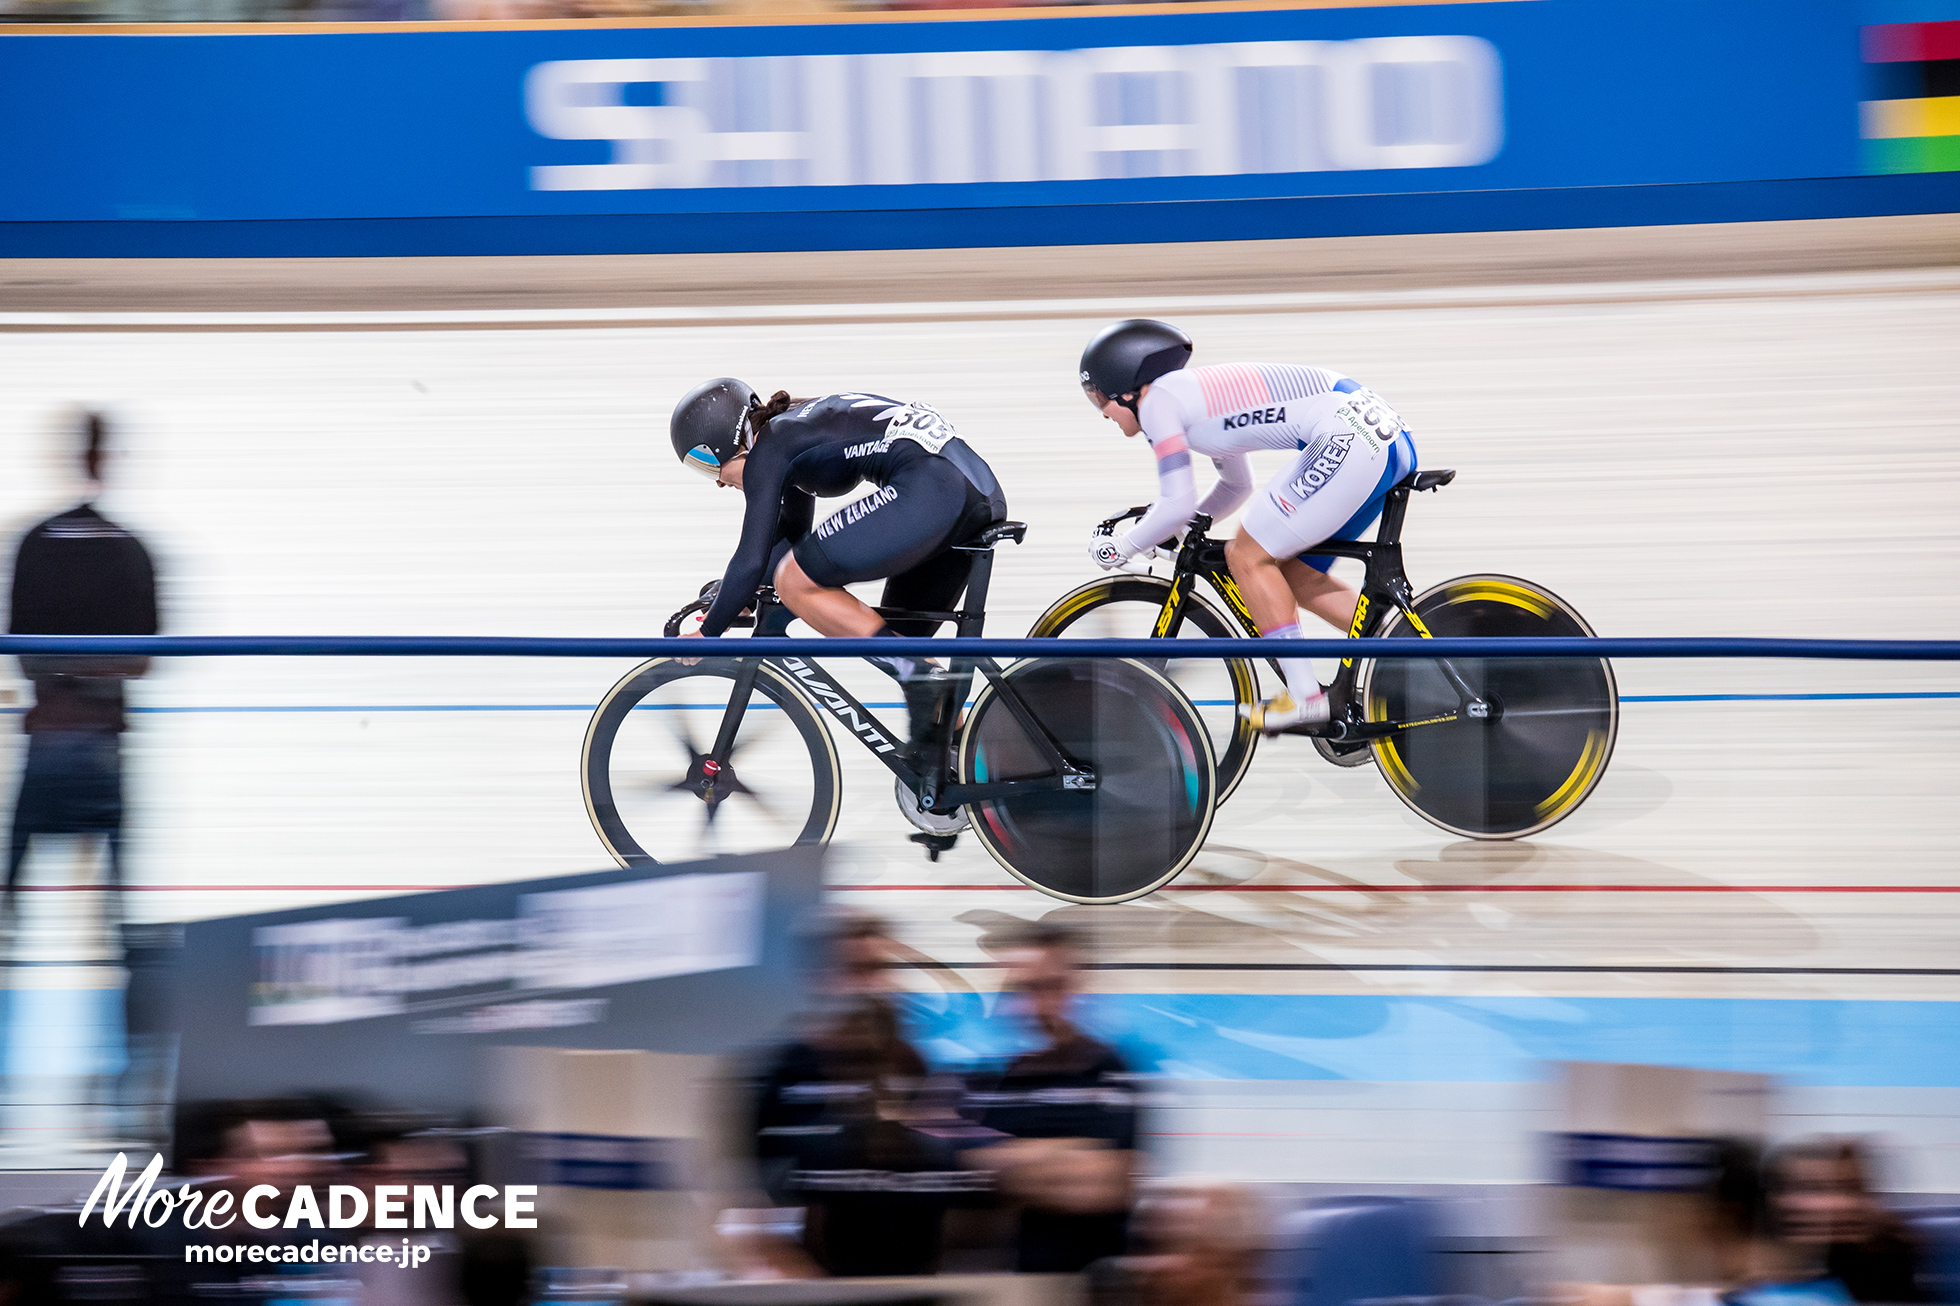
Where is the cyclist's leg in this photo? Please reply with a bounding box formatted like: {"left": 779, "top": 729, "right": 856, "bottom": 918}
{"left": 872, "top": 486, "right": 1002, "bottom": 755}
{"left": 1232, "top": 426, "right": 1408, "bottom": 729}
{"left": 1280, "top": 561, "right": 1362, "bottom": 630}
{"left": 781, "top": 457, "right": 975, "bottom": 745}
{"left": 1224, "top": 530, "right": 1332, "bottom": 730}
{"left": 773, "top": 556, "right": 884, "bottom": 636}
{"left": 774, "top": 457, "right": 968, "bottom": 635}
{"left": 877, "top": 486, "right": 996, "bottom": 636}
{"left": 1285, "top": 433, "right": 1418, "bottom": 627}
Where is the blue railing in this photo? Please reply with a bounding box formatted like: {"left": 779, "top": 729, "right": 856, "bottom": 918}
{"left": 5, "top": 636, "right": 1960, "bottom": 660}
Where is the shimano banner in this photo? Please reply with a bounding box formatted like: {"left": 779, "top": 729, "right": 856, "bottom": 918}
{"left": 0, "top": 0, "right": 1951, "bottom": 253}
{"left": 523, "top": 37, "right": 1504, "bottom": 193}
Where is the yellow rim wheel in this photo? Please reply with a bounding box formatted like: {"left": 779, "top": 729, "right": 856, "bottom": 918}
{"left": 1359, "top": 574, "right": 1617, "bottom": 839}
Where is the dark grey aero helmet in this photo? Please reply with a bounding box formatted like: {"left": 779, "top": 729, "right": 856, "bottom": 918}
{"left": 1079, "top": 319, "right": 1193, "bottom": 412}
{"left": 671, "top": 377, "right": 758, "bottom": 478}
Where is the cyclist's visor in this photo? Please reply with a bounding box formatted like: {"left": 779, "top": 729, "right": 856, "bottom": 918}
{"left": 1081, "top": 381, "right": 1114, "bottom": 411}
{"left": 682, "top": 445, "right": 724, "bottom": 479}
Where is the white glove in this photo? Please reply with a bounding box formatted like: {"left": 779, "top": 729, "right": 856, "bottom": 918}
{"left": 1088, "top": 533, "right": 1153, "bottom": 575}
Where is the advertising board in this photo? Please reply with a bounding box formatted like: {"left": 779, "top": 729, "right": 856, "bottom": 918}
{"left": 0, "top": 2, "right": 1955, "bottom": 257}
{"left": 170, "top": 848, "right": 825, "bottom": 1116}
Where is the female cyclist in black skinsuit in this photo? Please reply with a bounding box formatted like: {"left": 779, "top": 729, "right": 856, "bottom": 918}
{"left": 670, "top": 378, "right": 1008, "bottom": 754}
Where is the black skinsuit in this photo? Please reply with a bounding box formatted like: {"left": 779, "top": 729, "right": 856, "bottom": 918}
{"left": 699, "top": 394, "right": 1006, "bottom": 637}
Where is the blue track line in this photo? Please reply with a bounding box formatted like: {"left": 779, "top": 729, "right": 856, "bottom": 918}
{"left": 129, "top": 703, "right": 599, "bottom": 713}
{"left": 2, "top": 692, "right": 1956, "bottom": 714}
{"left": 6, "top": 634, "right": 1960, "bottom": 660}
{"left": 1622, "top": 691, "right": 1960, "bottom": 703}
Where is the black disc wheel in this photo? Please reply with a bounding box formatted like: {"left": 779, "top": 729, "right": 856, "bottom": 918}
{"left": 1028, "top": 577, "right": 1259, "bottom": 803}
{"left": 959, "top": 658, "right": 1216, "bottom": 904}
{"left": 1359, "top": 575, "right": 1616, "bottom": 838}
{"left": 582, "top": 657, "right": 842, "bottom": 865}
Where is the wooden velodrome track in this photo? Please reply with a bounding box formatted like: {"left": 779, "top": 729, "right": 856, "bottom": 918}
{"left": 3, "top": 215, "right": 1960, "bottom": 988}
{"left": 2, "top": 214, "right": 1959, "bottom": 1005}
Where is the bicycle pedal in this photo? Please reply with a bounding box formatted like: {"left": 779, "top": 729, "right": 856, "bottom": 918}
{"left": 909, "top": 831, "right": 961, "bottom": 862}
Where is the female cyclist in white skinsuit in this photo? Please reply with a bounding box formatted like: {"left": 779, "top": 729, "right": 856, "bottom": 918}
{"left": 1078, "top": 319, "right": 1418, "bottom": 732}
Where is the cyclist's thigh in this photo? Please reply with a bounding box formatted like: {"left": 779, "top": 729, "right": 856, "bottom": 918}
{"left": 793, "top": 455, "right": 969, "bottom": 589}
{"left": 879, "top": 485, "right": 998, "bottom": 636}
{"left": 1295, "top": 435, "right": 1417, "bottom": 572}
{"left": 1240, "top": 420, "right": 1401, "bottom": 563}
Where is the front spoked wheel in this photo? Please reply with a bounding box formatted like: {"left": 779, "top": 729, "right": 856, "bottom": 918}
{"left": 1359, "top": 575, "right": 1617, "bottom": 839}
{"left": 1028, "top": 577, "right": 1259, "bottom": 804}
{"left": 959, "top": 658, "right": 1216, "bottom": 904}
{"left": 582, "top": 657, "right": 842, "bottom": 865}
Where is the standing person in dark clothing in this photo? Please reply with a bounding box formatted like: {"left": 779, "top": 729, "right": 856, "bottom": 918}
{"left": 750, "top": 911, "right": 992, "bottom": 1277}
{"left": 963, "top": 922, "right": 1142, "bottom": 1273}
{"left": 5, "top": 412, "right": 158, "bottom": 930}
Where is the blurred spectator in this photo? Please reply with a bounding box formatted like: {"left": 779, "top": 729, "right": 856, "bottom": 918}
{"left": 746, "top": 909, "right": 989, "bottom": 1277}
{"left": 1765, "top": 1137, "right": 1924, "bottom": 1304}
{"left": 169, "top": 1097, "right": 355, "bottom": 1303}
{"left": 1569, "top": 1138, "right": 1917, "bottom": 1306}
{"left": 322, "top": 1103, "right": 530, "bottom": 1306}
{"left": 0, "top": 1096, "right": 342, "bottom": 1303}
{"left": 962, "top": 920, "right": 1140, "bottom": 1272}
{"left": 5, "top": 411, "right": 157, "bottom": 935}
{"left": 174, "top": 1093, "right": 342, "bottom": 1192}
{"left": 1089, "top": 1181, "right": 1267, "bottom": 1306}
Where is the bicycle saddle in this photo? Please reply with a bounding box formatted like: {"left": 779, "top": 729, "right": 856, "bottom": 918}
{"left": 1401, "top": 469, "right": 1456, "bottom": 492}
{"left": 955, "top": 520, "right": 1028, "bottom": 550}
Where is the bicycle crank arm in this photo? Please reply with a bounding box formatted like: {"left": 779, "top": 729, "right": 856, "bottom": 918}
{"left": 1328, "top": 710, "right": 1461, "bottom": 741}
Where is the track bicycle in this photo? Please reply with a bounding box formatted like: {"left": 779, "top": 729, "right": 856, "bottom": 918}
{"left": 580, "top": 520, "right": 1219, "bottom": 904}
{"left": 1029, "top": 469, "right": 1618, "bottom": 839}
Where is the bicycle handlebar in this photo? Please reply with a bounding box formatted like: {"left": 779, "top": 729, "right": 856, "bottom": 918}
{"left": 664, "top": 581, "right": 763, "bottom": 638}
{"left": 1097, "top": 506, "right": 1152, "bottom": 532}
{"left": 1098, "top": 506, "right": 1216, "bottom": 547}
{"left": 662, "top": 602, "right": 706, "bottom": 639}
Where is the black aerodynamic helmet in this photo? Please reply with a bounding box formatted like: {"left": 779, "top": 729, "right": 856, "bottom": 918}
{"left": 1079, "top": 319, "right": 1193, "bottom": 411}
{"left": 671, "top": 377, "right": 758, "bottom": 478}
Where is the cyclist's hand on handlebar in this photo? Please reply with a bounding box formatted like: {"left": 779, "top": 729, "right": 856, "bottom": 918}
{"left": 678, "top": 627, "right": 706, "bottom": 666}
{"left": 1087, "top": 532, "right": 1155, "bottom": 575}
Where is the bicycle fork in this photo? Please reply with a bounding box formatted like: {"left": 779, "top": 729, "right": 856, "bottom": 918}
{"left": 681, "top": 657, "right": 765, "bottom": 820}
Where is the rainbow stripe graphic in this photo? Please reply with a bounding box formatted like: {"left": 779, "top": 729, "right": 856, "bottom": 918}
{"left": 1861, "top": 19, "right": 1960, "bottom": 173}
{"left": 1192, "top": 364, "right": 1336, "bottom": 419}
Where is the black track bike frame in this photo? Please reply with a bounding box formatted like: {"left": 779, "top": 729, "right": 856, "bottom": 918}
{"left": 1136, "top": 476, "right": 1488, "bottom": 742}
{"left": 672, "top": 535, "right": 1093, "bottom": 818}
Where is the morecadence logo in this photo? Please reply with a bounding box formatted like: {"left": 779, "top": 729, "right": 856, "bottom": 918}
{"left": 81, "top": 1153, "right": 538, "bottom": 1268}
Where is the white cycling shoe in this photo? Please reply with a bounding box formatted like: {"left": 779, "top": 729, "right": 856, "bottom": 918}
{"left": 1240, "top": 687, "right": 1331, "bottom": 734}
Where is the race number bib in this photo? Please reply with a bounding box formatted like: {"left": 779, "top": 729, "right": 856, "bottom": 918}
{"left": 880, "top": 402, "right": 958, "bottom": 454}
{"left": 1333, "top": 388, "right": 1404, "bottom": 456}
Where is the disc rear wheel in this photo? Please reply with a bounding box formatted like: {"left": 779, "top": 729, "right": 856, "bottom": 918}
{"left": 1359, "top": 576, "right": 1617, "bottom": 838}
{"left": 959, "top": 658, "right": 1216, "bottom": 903}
